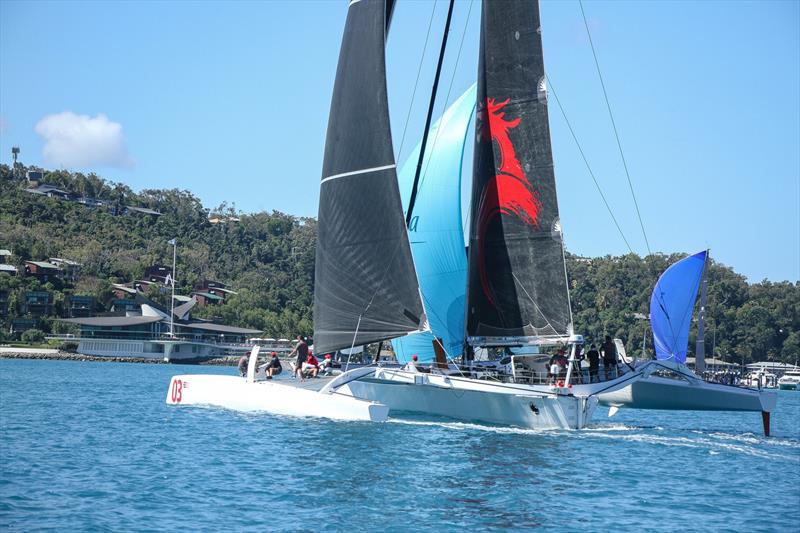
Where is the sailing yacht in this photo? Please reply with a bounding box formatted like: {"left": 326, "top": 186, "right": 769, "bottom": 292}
{"left": 318, "top": 0, "right": 657, "bottom": 430}
{"left": 597, "top": 252, "right": 777, "bottom": 434}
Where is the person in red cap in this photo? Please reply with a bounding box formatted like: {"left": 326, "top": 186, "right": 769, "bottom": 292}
{"left": 265, "top": 351, "right": 282, "bottom": 379}
{"left": 404, "top": 354, "right": 420, "bottom": 372}
{"left": 318, "top": 353, "right": 334, "bottom": 376}
{"left": 302, "top": 352, "right": 319, "bottom": 378}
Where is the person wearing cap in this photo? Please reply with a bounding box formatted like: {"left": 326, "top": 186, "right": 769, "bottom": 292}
{"left": 302, "top": 352, "right": 319, "bottom": 378}
{"left": 318, "top": 354, "right": 334, "bottom": 376}
{"left": 266, "top": 351, "right": 282, "bottom": 379}
{"left": 404, "top": 354, "right": 420, "bottom": 372}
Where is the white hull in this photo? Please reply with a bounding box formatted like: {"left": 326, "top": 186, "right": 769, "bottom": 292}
{"left": 332, "top": 366, "right": 649, "bottom": 430}
{"left": 598, "top": 366, "right": 778, "bottom": 413}
{"left": 166, "top": 374, "right": 389, "bottom": 422}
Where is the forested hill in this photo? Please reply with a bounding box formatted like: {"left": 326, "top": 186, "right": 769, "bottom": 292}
{"left": 1, "top": 164, "right": 798, "bottom": 363}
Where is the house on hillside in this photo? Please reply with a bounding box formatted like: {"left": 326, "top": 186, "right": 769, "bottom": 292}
{"left": 0, "top": 249, "right": 16, "bottom": 276}
{"left": 11, "top": 318, "right": 37, "bottom": 335}
{"left": 23, "top": 291, "right": 53, "bottom": 316}
{"left": 143, "top": 265, "right": 173, "bottom": 284}
{"left": 24, "top": 261, "right": 61, "bottom": 281}
{"left": 111, "top": 298, "right": 138, "bottom": 314}
{"left": 112, "top": 283, "right": 138, "bottom": 300}
{"left": 194, "top": 280, "right": 237, "bottom": 303}
{"left": 0, "top": 289, "right": 9, "bottom": 318}
{"left": 49, "top": 258, "right": 81, "bottom": 281}
{"left": 191, "top": 291, "right": 223, "bottom": 306}
{"left": 65, "top": 295, "right": 96, "bottom": 318}
{"left": 24, "top": 184, "right": 73, "bottom": 200}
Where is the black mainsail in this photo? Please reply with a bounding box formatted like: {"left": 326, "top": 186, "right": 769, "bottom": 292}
{"left": 465, "top": 0, "right": 572, "bottom": 345}
{"left": 314, "top": 0, "right": 424, "bottom": 355}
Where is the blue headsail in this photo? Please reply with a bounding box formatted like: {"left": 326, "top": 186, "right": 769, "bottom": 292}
{"left": 650, "top": 251, "right": 708, "bottom": 363}
{"left": 391, "top": 84, "right": 476, "bottom": 363}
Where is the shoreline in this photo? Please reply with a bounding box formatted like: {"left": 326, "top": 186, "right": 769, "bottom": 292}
{"left": 0, "top": 349, "right": 239, "bottom": 366}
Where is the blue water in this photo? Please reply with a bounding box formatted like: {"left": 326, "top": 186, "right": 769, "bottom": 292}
{"left": 2, "top": 359, "right": 798, "bottom": 532}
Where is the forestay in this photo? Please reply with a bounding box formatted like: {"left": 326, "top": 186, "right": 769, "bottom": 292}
{"left": 314, "top": 0, "right": 424, "bottom": 355}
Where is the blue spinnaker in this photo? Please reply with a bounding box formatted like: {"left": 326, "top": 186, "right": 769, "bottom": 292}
{"left": 391, "top": 84, "right": 476, "bottom": 363}
{"left": 650, "top": 251, "right": 707, "bottom": 363}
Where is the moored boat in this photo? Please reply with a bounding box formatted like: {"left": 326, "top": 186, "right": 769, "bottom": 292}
{"left": 777, "top": 370, "right": 800, "bottom": 390}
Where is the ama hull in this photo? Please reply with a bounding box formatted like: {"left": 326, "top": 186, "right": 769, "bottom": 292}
{"left": 166, "top": 374, "right": 389, "bottom": 422}
{"left": 597, "top": 375, "right": 777, "bottom": 412}
{"left": 338, "top": 369, "right": 599, "bottom": 430}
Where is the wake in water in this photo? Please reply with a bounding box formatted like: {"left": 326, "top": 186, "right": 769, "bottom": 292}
{"left": 387, "top": 415, "right": 800, "bottom": 463}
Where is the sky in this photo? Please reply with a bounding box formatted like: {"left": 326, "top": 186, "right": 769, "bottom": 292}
{"left": 1, "top": 0, "right": 798, "bottom": 282}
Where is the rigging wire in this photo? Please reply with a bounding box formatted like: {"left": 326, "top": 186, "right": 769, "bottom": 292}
{"left": 579, "top": 0, "right": 651, "bottom": 255}
{"left": 406, "top": 0, "right": 456, "bottom": 227}
{"left": 396, "top": 0, "right": 438, "bottom": 166}
{"left": 547, "top": 77, "right": 635, "bottom": 254}
{"left": 418, "top": 0, "right": 475, "bottom": 193}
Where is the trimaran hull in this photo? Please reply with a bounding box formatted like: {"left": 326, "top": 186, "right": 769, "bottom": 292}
{"left": 165, "top": 348, "right": 390, "bottom": 422}
{"left": 598, "top": 374, "right": 777, "bottom": 412}
{"left": 332, "top": 366, "right": 650, "bottom": 430}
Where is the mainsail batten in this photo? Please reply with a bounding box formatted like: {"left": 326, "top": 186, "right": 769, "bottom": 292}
{"left": 314, "top": 0, "right": 424, "bottom": 355}
{"left": 466, "top": 0, "right": 572, "bottom": 346}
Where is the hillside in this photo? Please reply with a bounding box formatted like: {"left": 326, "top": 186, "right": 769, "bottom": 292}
{"left": 1, "top": 164, "right": 797, "bottom": 363}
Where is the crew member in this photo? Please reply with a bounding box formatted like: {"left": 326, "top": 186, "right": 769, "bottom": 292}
{"left": 586, "top": 344, "right": 600, "bottom": 383}
{"left": 601, "top": 336, "right": 617, "bottom": 380}
{"left": 288, "top": 335, "right": 309, "bottom": 381}
{"left": 303, "top": 352, "right": 319, "bottom": 378}
{"left": 266, "top": 351, "right": 282, "bottom": 379}
{"left": 238, "top": 353, "right": 249, "bottom": 377}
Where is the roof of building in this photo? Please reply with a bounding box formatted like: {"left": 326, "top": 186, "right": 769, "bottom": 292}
{"left": 25, "top": 261, "right": 61, "bottom": 270}
{"left": 172, "top": 298, "right": 197, "bottom": 319}
{"left": 193, "top": 291, "right": 223, "bottom": 301}
{"left": 180, "top": 322, "right": 260, "bottom": 335}
{"left": 0, "top": 264, "right": 18, "bottom": 273}
{"left": 60, "top": 316, "right": 163, "bottom": 327}
{"left": 209, "top": 287, "right": 238, "bottom": 295}
{"left": 173, "top": 295, "right": 193, "bottom": 302}
{"left": 127, "top": 206, "right": 163, "bottom": 216}
{"left": 25, "top": 184, "right": 71, "bottom": 196}
{"left": 49, "top": 257, "right": 82, "bottom": 266}
{"left": 0, "top": 249, "right": 11, "bottom": 256}
{"left": 112, "top": 283, "right": 138, "bottom": 295}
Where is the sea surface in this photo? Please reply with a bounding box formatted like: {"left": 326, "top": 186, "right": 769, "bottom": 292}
{"left": 1, "top": 358, "right": 798, "bottom": 532}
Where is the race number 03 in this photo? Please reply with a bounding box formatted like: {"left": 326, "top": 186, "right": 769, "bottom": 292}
{"left": 171, "top": 379, "right": 183, "bottom": 403}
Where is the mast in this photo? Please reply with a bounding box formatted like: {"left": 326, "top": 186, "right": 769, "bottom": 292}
{"left": 313, "top": 0, "right": 424, "bottom": 355}
{"left": 466, "top": 0, "right": 572, "bottom": 347}
{"left": 695, "top": 250, "right": 709, "bottom": 373}
{"left": 406, "top": 0, "right": 455, "bottom": 227}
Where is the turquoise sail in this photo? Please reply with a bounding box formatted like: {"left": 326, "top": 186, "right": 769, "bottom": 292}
{"left": 391, "top": 84, "right": 476, "bottom": 363}
{"left": 650, "top": 251, "right": 707, "bottom": 364}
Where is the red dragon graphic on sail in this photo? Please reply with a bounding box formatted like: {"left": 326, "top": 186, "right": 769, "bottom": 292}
{"left": 477, "top": 97, "right": 542, "bottom": 306}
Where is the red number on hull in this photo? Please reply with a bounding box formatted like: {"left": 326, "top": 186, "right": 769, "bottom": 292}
{"left": 171, "top": 379, "right": 183, "bottom": 403}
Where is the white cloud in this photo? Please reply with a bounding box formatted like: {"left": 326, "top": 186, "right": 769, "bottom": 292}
{"left": 35, "top": 111, "right": 134, "bottom": 168}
